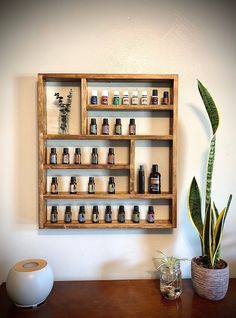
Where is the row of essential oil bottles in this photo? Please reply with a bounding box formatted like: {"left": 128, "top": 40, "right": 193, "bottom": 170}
{"left": 50, "top": 147, "right": 115, "bottom": 165}
{"left": 50, "top": 205, "right": 155, "bottom": 224}
{"left": 138, "top": 164, "right": 161, "bottom": 194}
{"left": 51, "top": 176, "right": 116, "bottom": 194}
{"left": 89, "top": 118, "right": 135, "bottom": 135}
{"left": 90, "top": 90, "right": 169, "bottom": 105}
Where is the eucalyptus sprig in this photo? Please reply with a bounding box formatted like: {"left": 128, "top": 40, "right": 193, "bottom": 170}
{"left": 54, "top": 89, "right": 73, "bottom": 114}
{"left": 153, "top": 250, "right": 189, "bottom": 274}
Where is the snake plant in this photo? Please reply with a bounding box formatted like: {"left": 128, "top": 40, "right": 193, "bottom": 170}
{"left": 188, "top": 80, "right": 232, "bottom": 268}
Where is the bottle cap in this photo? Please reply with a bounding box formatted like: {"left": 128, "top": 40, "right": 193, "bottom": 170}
{"left": 123, "top": 91, "right": 129, "bottom": 95}
{"left": 93, "top": 205, "right": 98, "bottom": 212}
{"left": 152, "top": 164, "right": 158, "bottom": 172}
{"left": 103, "top": 118, "right": 108, "bottom": 125}
{"left": 130, "top": 118, "right": 135, "bottom": 124}
{"left": 89, "top": 177, "right": 94, "bottom": 182}
{"left": 116, "top": 118, "right": 121, "bottom": 124}
{"left": 163, "top": 91, "right": 169, "bottom": 97}
{"left": 109, "top": 148, "right": 114, "bottom": 153}
{"left": 106, "top": 205, "right": 111, "bottom": 211}
{"left": 152, "top": 89, "right": 158, "bottom": 96}
{"left": 92, "top": 147, "right": 97, "bottom": 153}
{"left": 132, "top": 91, "right": 138, "bottom": 96}
{"left": 119, "top": 205, "right": 125, "bottom": 212}
{"left": 102, "top": 90, "right": 108, "bottom": 96}
{"left": 109, "top": 177, "right": 114, "bottom": 183}
{"left": 91, "top": 118, "right": 96, "bottom": 124}
{"left": 75, "top": 147, "right": 81, "bottom": 154}
{"left": 134, "top": 206, "right": 139, "bottom": 211}
{"left": 141, "top": 91, "right": 147, "bottom": 95}
{"left": 139, "top": 165, "right": 144, "bottom": 171}
{"left": 148, "top": 206, "right": 154, "bottom": 212}
{"left": 65, "top": 206, "right": 71, "bottom": 212}
{"left": 71, "top": 176, "right": 76, "bottom": 182}
{"left": 79, "top": 206, "right": 85, "bottom": 213}
{"left": 52, "top": 177, "right": 57, "bottom": 183}
{"left": 91, "top": 89, "right": 97, "bottom": 96}
{"left": 51, "top": 148, "right": 56, "bottom": 153}
{"left": 63, "top": 148, "right": 69, "bottom": 153}
{"left": 114, "top": 90, "right": 119, "bottom": 95}
{"left": 51, "top": 206, "right": 57, "bottom": 212}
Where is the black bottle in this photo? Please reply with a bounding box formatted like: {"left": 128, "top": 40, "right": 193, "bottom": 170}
{"left": 108, "top": 177, "right": 115, "bottom": 194}
{"left": 132, "top": 206, "right": 140, "bottom": 223}
{"left": 105, "top": 206, "right": 112, "bottom": 223}
{"left": 70, "top": 177, "right": 77, "bottom": 194}
{"left": 50, "top": 148, "right": 57, "bottom": 164}
{"left": 50, "top": 206, "right": 58, "bottom": 223}
{"left": 138, "top": 165, "right": 145, "bottom": 194}
{"left": 90, "top": 118, "right": 97, "bottom": 135}
{"left": 107, "top": 148, "right": 115, "bottom": 164}
{"left": 149, "top": 164, "right": 161, "bottom": 194}
{"left": 78, "top": 206, "right": 86, "bottom": 223}
{"left": 92, "top": 205, "right": 99, "bottom": 223}
{"left": 62, "top": 148, "right": 70, "bottom": 164}
{"left": 91, "top": 148, "right": 98, "bottom": 164}
{"left": 129, "top": 118, "right": 136, "bottom": 135}
{"left": 118, "top": 205, "right": 125, "bottom": 223}
{"left": 64, "top": 206, "right": 72, "bottom": 223}
{"left": 147, "top": 206, "right": 155, "bottom": 223}
{"left": 115, "top": 118, "right": 122, "bottom": 135}
{"left": 51, "top": 177, "right": 58, "bottom": 194}
{"left": 102, "top": 118, "right": 109, "bottom": 135}
{"left": 74, "top": 147, "right": 81, "bottom": 164}
{"left": 88, "top": 177, "right": 95, "bottom": 194}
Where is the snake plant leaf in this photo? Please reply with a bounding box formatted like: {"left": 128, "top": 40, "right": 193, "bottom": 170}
{"left": 213, "top": 201, "right": 219, "bottom": 219}
{"left": 212, "top": 207, "right": 226, "bottom": 266}
{"left": 205, "top": 135, "right": 216, "bottom": 212}
{"left": 188, "top": 177, "right": 203, "bottom": 240}
{"left": 198, "top": 80, "right": 219, "bottom": 135}
{"left": 203, "top": 203, "right": 213, "bottom": 265}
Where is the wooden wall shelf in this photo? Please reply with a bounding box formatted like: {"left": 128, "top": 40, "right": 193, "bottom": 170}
{"left": 38, "top": 73, "right": 178, "bottom": 229}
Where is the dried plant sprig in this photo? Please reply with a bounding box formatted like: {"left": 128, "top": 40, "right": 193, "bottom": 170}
{"left": 54, "top": 89, "right": 73, "bottom": 114}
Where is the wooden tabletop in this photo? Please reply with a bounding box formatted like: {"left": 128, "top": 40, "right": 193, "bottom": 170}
{"left": 0, "top": 279, "right": 236, "bottom": 317}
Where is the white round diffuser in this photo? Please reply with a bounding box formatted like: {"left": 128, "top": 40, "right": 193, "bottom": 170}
{"left": 6, "top": 259, "right": 54, "bottom": 307}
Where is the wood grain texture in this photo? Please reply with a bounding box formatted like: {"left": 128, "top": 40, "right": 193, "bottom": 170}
{"left": 87, "top": 105, "right": 173, "bottom": 111}
{"left": 81, "top": 78, "right": 87, "bottom": 135}
{"left": 129, "top": 139, "right": 135, "bottom": 193}
{"left": 44, "top": 192, "right": 173, "bottom": 199}
{"left": 45, "top": 134, "right": 173, "bottom": 140}
{"left": 45, "top": 164, "right": 130, "bottom": 170}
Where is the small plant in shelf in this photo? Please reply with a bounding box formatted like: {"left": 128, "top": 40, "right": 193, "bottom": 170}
{"left": 153, "top": 251, "right": 188, "bottom": 300}
{"left": 54, "top": 89, "right": 73, "bottom": 134}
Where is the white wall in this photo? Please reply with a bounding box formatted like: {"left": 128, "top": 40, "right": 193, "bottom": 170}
{"left": 0, "top": 0, "right": 235, "bottom": 282}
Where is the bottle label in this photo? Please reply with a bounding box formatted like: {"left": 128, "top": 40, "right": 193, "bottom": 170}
{"left": 101, "top": 96, "right": 108, "bottom": 105}
{"left": 50, "top": 154, "right": 57, "bottom": 164}
{"left": 88, "top": 183, "right": 95, "bottom": 193}
{"left": 108, "top": 183, "right": 115, "bottom": 193}
{"left": 51, "top": 184, "right": 58, "bottom": 194}
{"left": 70, "top": 184, "right": 77, "bottom": 194}
{"left": 129, "top": 125, "right": 136, "bottom": 135}
{"left": 51, "top": 213, "right": 58, "bottom": 223}
{"left": 91, "top": 96, "right": 98, "bottom": 104}
{"left": 74, "top": 154, "right": 81, "bottom": 164}
{"left": 151, "top": 96, "right": 158, "bottom": 105}
{"left": 62, "top": 154, "right": 69, "bottom": 164}
{"left": 113, "top": 96, "right": 120, "bottom": 105}
{"left": 163, "top": 97, "right": 169, "bottom": 105}
{"left": 92, "top": 213, "right": 99, "bottom": 223}
{"left": 122, "top": 97, "right": 129, "bottom": 105}
{"left": 118, "top": 212, "right": 125, "bottom": 223}
{"left": 102, "top": 125, "right": 109, "bottom": 135}
{"left": 108, "top": 154, "right": 115, "bottom": 164}
{"left": 131, "top": 97, "right": 139, "bottom": 105}
{"left": 150, "top": 177, "right": 160, "bottom": 192}
{"left": 141, "top": 97, "right": 148, "bottom": 105}
{"left": 90, "top": 124, "right": 97, "bottom": 134}
{"left": 105, "top": 213, "right": 112, "bottom": 223}
{"left": 148, "top": 213, "right": 155, "bottom": 223}
{"left": 115, "top": 125, "right": 122, "bottom": 135}
{"left": 79, "top": 213, "right": 85, "bottom": 223}
{"left": 133, "top": 212, "right": 140, "bottom": 223}
{"left": 65, "top": 213, "right": 72, "bottom": 223}
{"left": 91, "top": 155, "right": 98, "bottom": 164}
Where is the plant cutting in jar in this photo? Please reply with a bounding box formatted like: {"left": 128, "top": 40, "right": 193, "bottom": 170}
{"left": 153, "top": 251, "right": 188, "bottom": 300}
{"left": 54, "top": 89, "right": 73, "bottom": 134}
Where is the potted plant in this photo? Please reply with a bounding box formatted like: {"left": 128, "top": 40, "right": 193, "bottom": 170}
{"left": 188, "top": 80, "right": 232, "bottom": 300}
{"left": 153, "top": 251, "right": 188, "bottom": 300}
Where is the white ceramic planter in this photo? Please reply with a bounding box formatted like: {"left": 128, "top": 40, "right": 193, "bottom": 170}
{"left": 6, "top": 259, "right": 54, "bottom": 307}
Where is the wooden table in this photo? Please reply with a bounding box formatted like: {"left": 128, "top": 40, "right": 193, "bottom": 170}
{"left": 0, "top": 279, "right": 236, "bottom": 317}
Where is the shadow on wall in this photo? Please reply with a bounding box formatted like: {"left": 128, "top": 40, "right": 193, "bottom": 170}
{"left": 14, "top": 76, "right": 38, "bottom": 227}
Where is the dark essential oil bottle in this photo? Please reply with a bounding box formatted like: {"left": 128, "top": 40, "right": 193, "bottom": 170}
{"left": 90, "top": 118, "right": 97, "bottom": 135}
{"left": 90, "top": 89, "right": 98, "bottom": 104}
{"left": 115, "top": 118, "right": 122, "bottom": 135}
{"left": 108, "top": 177, "right": 115, "bottom": 194}
{"left": 102, "top": 118, "right": 109, "bottom": 135}
{"left": 105, "top": 205, "right": 112, "bottom": 223}
{"left": 70, "top": 176, "right": 77, "bottom": 194}
{"left": 78, "top": 206, "right": 86, "bottom": 223}
{"left": 147, "top": 206, "right": 155, "bottom": 223}
{"left": 163, "top": 91, "right": 169, "bottom": 105}
{"left": 118, "top": 205, "right": 125, "bottom": 223}
{"left": 92, "top": 205, "right": 99, "bottom": 223}
{"left": 91, "top": 147, "right": 98, "bottom": 164}
{"left": 74, "top": 147, "right": 81, "bottom": 164}
{"left": 151, "top": 89, "right": 158, "bottom": 105}
{"left": 51, "top": 177, "right": 58, "bottom": 194}
{"left": 62, "top": 147, "right": 70, "bottom": 164}
{"left": 50, "top": 147, "right": 57, "bottom": 164}
{"left": 88, "top": 177, "right": 95, "bottom": 194}
{"left": 132, "top": 206, "right": 140, "bottom": 223}
{"left": 138, "top": 165, "right": 145, "bottom": 194}
{"left": 149, "top": 164, "right": 161, "bottom": 194}
{"left": 107, "top": 148, "right": 115, "bottom": 164}
{"left": 50, "top": 206, "right": 58, "bottom": 223}
{"left": 129, "top": 118, "right": 136, "bottom": 135}
{"left": 64, "top": 206, "right": 72, "bottom": 223}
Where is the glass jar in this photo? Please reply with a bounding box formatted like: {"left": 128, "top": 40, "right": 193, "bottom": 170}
{"left": 159, "top": 261, "right": 182, "bottom": 300}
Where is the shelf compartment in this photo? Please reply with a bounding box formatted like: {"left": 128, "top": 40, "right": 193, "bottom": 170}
{"left": 43, "top": 219, "right": 174, "bottom": 229}
{"left": 44, "top": 192, "right": 173, "bottom": 200}
{"left": 45, "top": 134, "right": 173, "bottom": 141}
{"left": 87, "top": 105, "right": 174, "bottom": 111}
{"left": 45, "top": 164, "right": 130, "bottom": 170}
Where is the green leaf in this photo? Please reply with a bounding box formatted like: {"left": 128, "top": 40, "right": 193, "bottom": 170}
{"left": 205, "top": 135, "right": 216, "bottom": 212}
{"left": 203, "top": 203, "right": 212, "bottom": 266}
{"left": 213, "top": 201, "right": 219, "bottom": 220}
{"left": 188, "top": 177, "right": 203, "bottom": 242}
{"left": 198, "top": 80, "right": 219, "bottom": 135}
{"left": 212, "top": 208, "right": 226, "bottom": 266}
